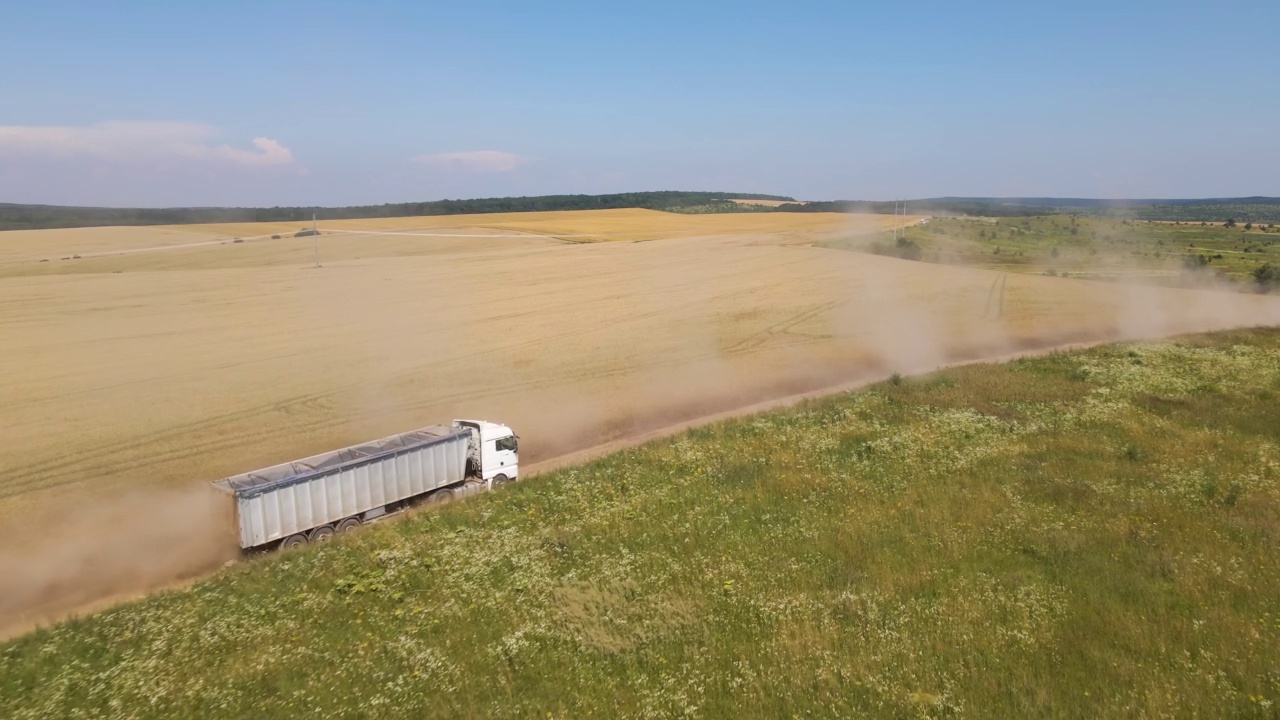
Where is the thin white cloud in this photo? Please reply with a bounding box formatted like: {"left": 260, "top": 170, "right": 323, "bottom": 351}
{"left": 412, "top": 150, "right": 528, "bottom": 173}
{"left": 0, "top": 121, "right": 294, "bottom": 167}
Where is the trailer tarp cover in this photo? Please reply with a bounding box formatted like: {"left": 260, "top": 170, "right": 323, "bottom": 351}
{"left": 213, "top": 424, "right": 461, "bottom": 496}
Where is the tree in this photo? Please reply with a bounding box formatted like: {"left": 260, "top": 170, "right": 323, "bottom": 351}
{"left": 1051, "top": 247, "right": 1060, "bottom": 259}
{"left": 1183, "top": 254, "right": 1211, "bottom": 270}
{"left": 1244, "top": 222, "right": 1253, "bottom": 231}
{"left": 895, "top": 236, "right": 923, "bottom": 261}
{"left": 1225, "top": 219, "right": 1237, "bottom": 228}
{"left": 1255, "top": 263, "right": 1277, "bottom": 292}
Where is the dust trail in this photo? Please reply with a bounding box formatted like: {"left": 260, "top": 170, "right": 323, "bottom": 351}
{"left": 0, "top": 485, "right": 238, "bottom": 639}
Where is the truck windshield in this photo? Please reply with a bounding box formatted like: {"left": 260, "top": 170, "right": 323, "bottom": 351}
{"left": 496, "top": 436, "right": 517, "bottom": 452}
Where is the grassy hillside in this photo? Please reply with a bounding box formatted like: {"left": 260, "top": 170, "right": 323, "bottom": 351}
{"left": 5, "top": 330, "right": 1280, "bottom": 718}
{"left": 787, "top": 198, "right": 1280, "bottom": 223}
{"left": 826, "top": 215, "right": 1280, "bottom": 290}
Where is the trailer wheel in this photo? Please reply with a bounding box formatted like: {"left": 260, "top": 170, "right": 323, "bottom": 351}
{"left": 336, "top": 517, "right": 361, "bottom": 534}
{"left": 426, "top": 488, "right": 454, "bottom": 505}
{"left": 280, "top": 534, "right": 308, "bottom": 551}
{"left": 309, "top": 525, "right": 335, "bottom": 544}
{"left": 492, "top": 474, "right": 510, "bottom": 487}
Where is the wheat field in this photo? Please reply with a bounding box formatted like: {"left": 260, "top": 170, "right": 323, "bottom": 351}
{"left": 727, "top": 198, "right": 806, "bottom": 207}
{"left": 0, "top": 208, "right": 861, "bottom": 270}
{"left": 2, "top": 209, "right": 1278, "bottom": 522}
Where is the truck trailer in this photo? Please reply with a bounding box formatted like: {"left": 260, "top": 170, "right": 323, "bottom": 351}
{"left": 212, "top": 419, "right": 518, "bottom": 551}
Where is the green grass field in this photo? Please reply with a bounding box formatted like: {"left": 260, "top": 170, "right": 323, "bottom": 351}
{"left": 826, "top": 215, "right": 1280, "bottom": 291}
{"left": 4, "top": 330, "right": 1280, "bottom": 718}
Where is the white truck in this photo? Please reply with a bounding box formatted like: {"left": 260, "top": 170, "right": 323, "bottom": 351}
{"left": 212, "top": 419, "right": 518, "bottom": 551}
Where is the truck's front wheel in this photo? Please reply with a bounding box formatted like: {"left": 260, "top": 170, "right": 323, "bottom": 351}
{"left": 492, "top": 474, "right": 510, "bottom": 487}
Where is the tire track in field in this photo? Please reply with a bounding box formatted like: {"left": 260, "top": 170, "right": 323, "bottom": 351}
{"left": 0, "top": 240, "right": 837, "bottom": 501}
{"left": 0, "top": 261, "right": 818, "bottom": 500}
{"left": 2, "top": 243, "right": 803, "bottom": 414}
{"left": 0, "top": 409, "right": 335, "bottom": 499}
{"left": 723, "top": 299, "right": 843, "bottom": 353}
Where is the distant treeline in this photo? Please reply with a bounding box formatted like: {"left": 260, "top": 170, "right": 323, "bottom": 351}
{"left": 776, "top": 197, "right": 1280, "bottom": 222}
{"left": 0, "top": 192, "right": 793, "bottom": 231}
{"left": 4, "top": 192, "right": 1279, "bottom": 231}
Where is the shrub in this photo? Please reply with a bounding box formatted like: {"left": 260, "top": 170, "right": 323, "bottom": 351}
{"left": 894, "top": 237, "right": 923, "bottom": 261}
{"left": 1182, "top": 254, "right": 1210, "bottom": 270}
{"left": 1254, "top": 262, "right": 1277, "bottom": 292}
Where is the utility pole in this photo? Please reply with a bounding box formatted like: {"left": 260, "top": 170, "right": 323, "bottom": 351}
{"left": 312, "top": 213, "right": 321, "bottom": 268}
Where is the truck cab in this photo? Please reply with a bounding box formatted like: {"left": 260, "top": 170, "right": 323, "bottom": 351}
{"left": 452, "top": 419, "right": 519, "bottom": 485}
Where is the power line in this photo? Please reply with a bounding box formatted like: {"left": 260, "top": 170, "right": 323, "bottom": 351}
{"left": 312, "top": 213, "right": 321, "bottom": 268}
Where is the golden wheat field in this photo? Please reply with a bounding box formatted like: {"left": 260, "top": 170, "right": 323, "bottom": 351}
{"left": 2, "top": 208, "right": 1279, "bottom": 519}
{"left": 0, "top": 208, "right": 851, "bottom": 271}
{"left": 3, "top": 207, "right": 1280, "bottom": 633}
{"left": 727, "top": 198, "right": 806, "bottom": 207}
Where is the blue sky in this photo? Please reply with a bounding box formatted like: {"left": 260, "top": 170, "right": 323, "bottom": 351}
{"left": 1, "top": 1, "right": 1276, "bottom": 206}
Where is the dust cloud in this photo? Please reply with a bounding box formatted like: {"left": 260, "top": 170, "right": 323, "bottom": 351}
{"left": 827, "top": 213, "right": 1280, "bottom": 375}
{"left": 0, "top": 484, "right": 238, "bottom": 639}
{"left": 458, "top": 227, "right": 1280, "bottom": 467}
